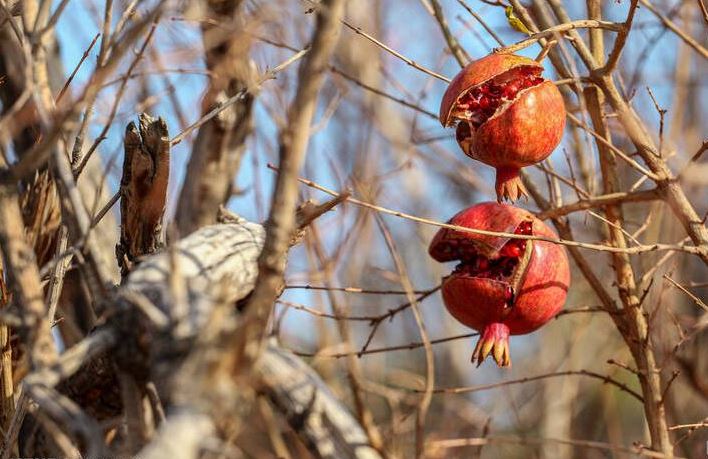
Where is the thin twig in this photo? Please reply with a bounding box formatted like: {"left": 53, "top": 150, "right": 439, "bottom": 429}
{"left": 638, "top": 0, "right": 708, "bottom": 59}
{"left": 274, "top": 166, "right": 706, "bottom": 257}
{"left": 91, "top": 191, "right": 120, "bottom": 228}
{"left": 74, "top": 16, "right": 160, "bottom": 178}
{"left": 668, "top": 419, "right": 708, "bottom": 431}
{"left": 55, "top": 32, "right": 100, "bottom": 103}
{"left": 170, "top": 47, "right": 309, "bottom": 146}
{"left": 423, "top": 370, "right": 643, "bottom": 402}
{"left": 278, "top": 287, "right": 438, "bottom": 323}
{"left": 285, "top": 284, "right": 436, "bottom": 295}
{"left": 244, "top": 0, "right": 346, "bottom": 361}
{"left": 340, "top": 17, "right": 451, "bottom": 82}
{"left": 34, "top": 0, "right": 70, "bottom": 38}
{"left": 428, "top": 0, "right": 470, "bottom": 66}
{"left": 566, "top": 112, "right": 658, "bottom": 179}
{"left": 373, "top": 214, "right": 433, "bottom": 458}
{"left": 536, "top": 188, "right": 660, "bottom": 220}
{"left": 44, "top": 225, "right": 69, "bottom": 323}
{"left": 457, "top": 0, "right": 505, "bottom": 46}
{"left": 496, "top": 19, "right": 623, "bottom": 55}
{"left": 663, "top": 275, "right": 708, "bottom": 311}
{"left": 601, "top": 0, "right": 640, "bottom": 74}
{"left": 256, "top": 34, "right": 439, "bottom": 119}
{"left": 292, "top": 332, "right": 479, "bottom": 358}
{"left": 426, "top": 434, "right": 673, "bottom": 458}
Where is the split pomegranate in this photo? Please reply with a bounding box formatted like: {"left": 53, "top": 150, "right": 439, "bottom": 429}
{"left": 440, "top": 53, "right": 566, "bottom": 202}
{"left": 429, "top": 202, "right": 570, "bottom": 367}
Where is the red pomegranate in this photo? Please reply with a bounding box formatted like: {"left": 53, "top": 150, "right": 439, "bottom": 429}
{"left": 429, "top": 202, "right": 570, "bottom": 367}
{"left": 440, "top": 53, "right": 566, "bottom": 202}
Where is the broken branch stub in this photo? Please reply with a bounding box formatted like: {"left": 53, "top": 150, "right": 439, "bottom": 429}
{"left": 117, "top": 114, "right": 170, "bottom": 277}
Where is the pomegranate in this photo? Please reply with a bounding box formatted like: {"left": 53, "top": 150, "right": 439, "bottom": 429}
{"left": 429, "top": 202, "right": 570, "bottom": 367}
{"left": 440, "top": 53, "right": 566, "bottom": 202}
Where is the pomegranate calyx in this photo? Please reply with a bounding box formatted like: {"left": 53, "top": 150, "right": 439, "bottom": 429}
{"left": 495, "top": 167, "right": 528, "bottom": 202}
{"left": 472, "top": 322, "right": 511, "bottom": 367}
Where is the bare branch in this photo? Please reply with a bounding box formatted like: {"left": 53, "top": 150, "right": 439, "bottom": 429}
{"left": 495, "top": 19, "right": 623, "bottom": 55}
{"left": 426, "top": 434, "right": 672, "bottom": 458}
{"left": 280, "top": 167, "right": 705, "bottom": 257}
{"left": 341, "top": 17, "right": 451, "bottom": 82}
{"left": 258, "top": 343, "right": 383, "bottom": 459}
{"left": 244, "top": 0, "right": 346, "bottom": 359}
{"left": 426, "top": 369, "right": 643, "bottom": 402}
{"left": 428, "top": 0, "right": 470, "bottom": 67}
{"left": 638, "top": 0, "right": 708, "bottom": 59}
{"left": 175, "top": 0, "right": 255, "bottom": 234}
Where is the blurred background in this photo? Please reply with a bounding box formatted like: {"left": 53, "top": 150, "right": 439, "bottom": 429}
{"left": 5, "top": 0, "right": 706, "bottom": 457}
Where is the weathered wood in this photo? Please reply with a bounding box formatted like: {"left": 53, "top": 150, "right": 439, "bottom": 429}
{"left": 19, "top": 171, "right": 61, "bottom": 268}
{"left": 124, "top": 218, "right": 380, "bottom": 459}
{"left": 116, "top": 200, "right": 343, "bottom": 361}
{"left": 137, "top": 409, "right": 214, "bottom": 459}
{"left": 0, "top": 260, "right": 13, "bottom": 433}
{"left": 258, "top": 343, "right": 383, "bottom": 459}
{"left": 18, "top": 214, "right": 379, "bottom": 458}
{"left": 122, "top": 220, "right": 265, "bottom": 335}
{"left": 117, "top": 114, "right": 170, "bottom": 277}
{"left": 136, "top": 341, "right": 384, "bottom": 459}
{"left": 0, "top": 181, "right": 57, "bottom": 370}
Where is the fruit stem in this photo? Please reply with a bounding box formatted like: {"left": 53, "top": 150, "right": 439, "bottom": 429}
{"left": 495, "top": 166, "right": 528, "bottom": 202}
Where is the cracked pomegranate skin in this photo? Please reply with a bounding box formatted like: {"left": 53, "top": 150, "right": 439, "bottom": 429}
{"left": 439, "top": 53, "right": 540, "bottom": 125}
{"left": 429, "top": 203, "right": 570, "bottom": 365}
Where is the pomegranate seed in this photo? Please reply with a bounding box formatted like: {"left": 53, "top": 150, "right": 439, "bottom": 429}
{"left": 516, "top": 221, "right": 533, "bottom": 235}
{"left": 503, "top": 83, "right": 518, "bottom": 99}
{"left": 504, "top": 286, "right": 514, "bottom": 301}
{"left": 499, "top": 244, "right": 521, "bottom": 258}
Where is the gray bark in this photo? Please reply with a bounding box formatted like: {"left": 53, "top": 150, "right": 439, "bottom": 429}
{"left": 21, "top": 218, "right": 381, "bottom": 459}
{"left": 258, "top": 343, "right": 383, "bottom": 459}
